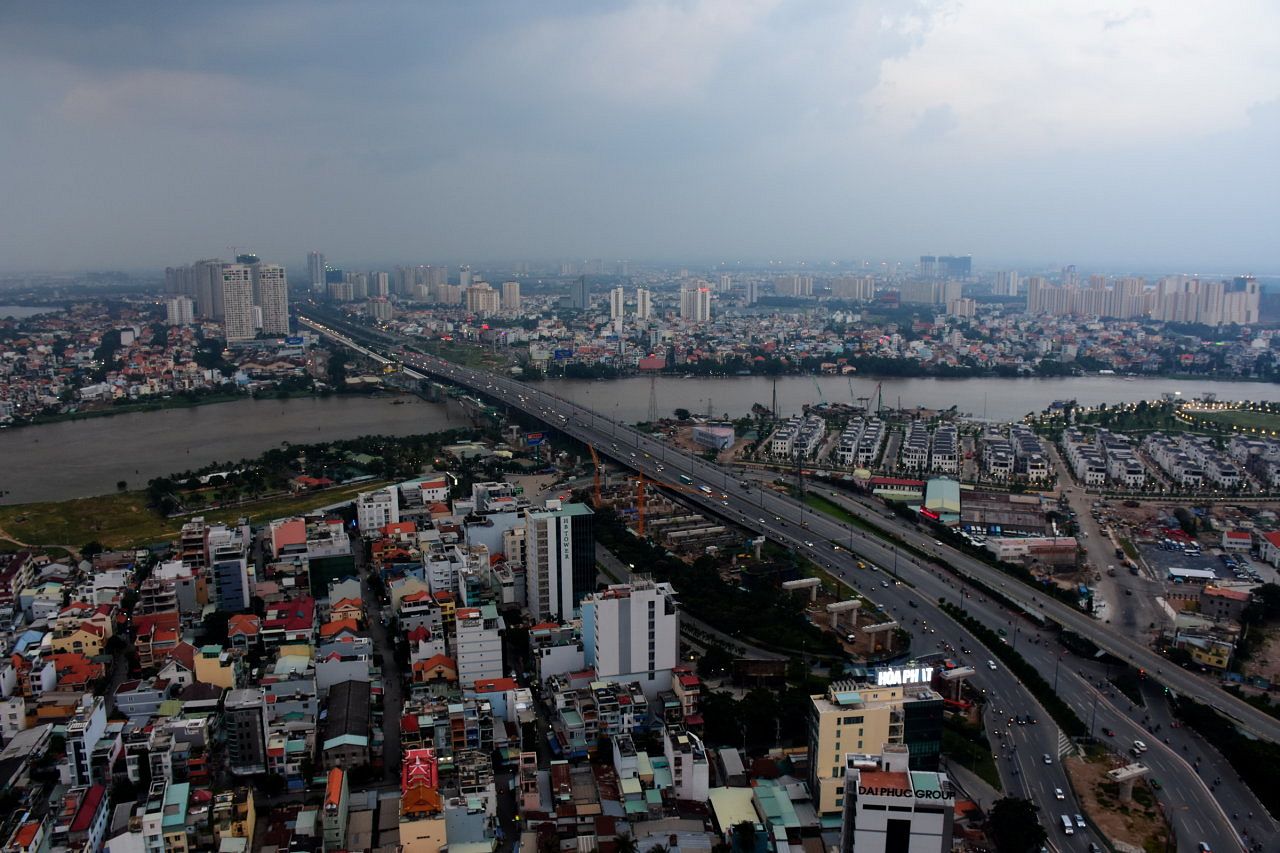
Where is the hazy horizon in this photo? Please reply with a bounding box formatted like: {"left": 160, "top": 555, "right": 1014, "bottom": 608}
{"left": 2, "top": 2, "right": 1278, "bottom": 273}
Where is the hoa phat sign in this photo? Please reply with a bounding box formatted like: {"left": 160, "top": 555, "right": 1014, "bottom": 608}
{"left": 873, "top": 665, "right": 934, "bottom": 687}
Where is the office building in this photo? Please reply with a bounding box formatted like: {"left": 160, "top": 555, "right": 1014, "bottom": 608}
{"left": 679, "top": 285, "right": 712, "bottom": 322}
{"left": 308, "top": 251, "right": 326, "bottom": 292}
{"left": 501, "top": 281, "right": 522, "bottom": 312}
{"left": 808, "top": 675, "right": 944, "bottom": 815}
{"left": 838, "top": 745, "right": 953, "bottom": 853}
{"left": 523, "top": 501, "right": 595, "bottom": 621}
{"left": 252, "top": 263, "right": 290, "bottom": 336}
{"left": 580, "top": 579, "right": 679, "bottom": 701}
{"left": 569, "top": 275, "right": 590, "bottom": 310}
{"left": 454, "top": 603, "right": 503, "bottom": 688}
{"left": 166, "top": 296, "right": 195, "bottom": 326}
{"left": 225, "top": 688, "right": 270, "bottom": 775}
{"left": 221, "top": 264, "right": 256, "bottom": 342}
{"left": 636, "top": 287, "right": 652, "bottom": 319}
{"left": 610, "top": 286, "right": 625, "bottom": 320}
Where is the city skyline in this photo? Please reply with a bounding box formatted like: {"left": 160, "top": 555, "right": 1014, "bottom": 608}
{"left": 1, "top": 2, "right": 1279, "bottom": 272}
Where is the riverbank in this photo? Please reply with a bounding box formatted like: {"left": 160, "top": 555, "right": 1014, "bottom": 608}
{"left": 6, "top": 387, "right": 413, "bottom": 431}
{"left": 0, "top": 478, "right": 392, "bottom": 550}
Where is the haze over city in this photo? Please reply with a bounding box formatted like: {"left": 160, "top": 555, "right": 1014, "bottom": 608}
{"left": 3, "top": 1, "right": 1280, "bottom": 272}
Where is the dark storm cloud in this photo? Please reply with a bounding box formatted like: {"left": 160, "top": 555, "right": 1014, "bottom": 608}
{"left": 0, "top": 1, "right": 1277, "bottom": 272}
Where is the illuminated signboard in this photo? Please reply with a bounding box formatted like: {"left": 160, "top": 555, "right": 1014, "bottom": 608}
{"left": 873, "top": 666, "right": 934, "bottom": 687}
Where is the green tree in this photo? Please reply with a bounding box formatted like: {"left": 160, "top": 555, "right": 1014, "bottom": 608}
{"left": 988, "top": 797, "right": 1046, "bottom": 853}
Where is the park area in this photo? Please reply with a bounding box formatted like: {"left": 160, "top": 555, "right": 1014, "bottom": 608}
{"left": 0, "top": 479, "right": 388, "bottom": 552}
{"left": 1185, "top": 405, "right": 1280, "bottom": 434}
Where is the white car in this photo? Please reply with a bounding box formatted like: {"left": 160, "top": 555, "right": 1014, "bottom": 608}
{"left": 1054, "top": 787, "right": 1065, "bottom": 800}
{"left": 987, "top": 660, "right": 997, "bottom": 671}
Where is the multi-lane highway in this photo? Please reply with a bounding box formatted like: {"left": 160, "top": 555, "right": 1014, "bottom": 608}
{"left": 303, "top": 317, "right": 1252, "bottom": 851}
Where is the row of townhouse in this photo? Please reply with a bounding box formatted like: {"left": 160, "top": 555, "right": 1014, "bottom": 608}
{"left": 900, "top": 420, "right": 960, "bottom": 474}
{"left": 1062, "top": 427, "right": 1115, "bottom": 487}
{"left": 767, "top": 415, "right": 827, "bottom": 459}
{"left": 1144, "top": 433, "right": 1243, "bottom": 490}
{"left": 833, "top": 417, "right": 886, "bottom": 467}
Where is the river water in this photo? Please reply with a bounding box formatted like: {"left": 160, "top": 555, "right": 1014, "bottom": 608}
{"left": 0, "top": 395, "right": 460, "bottom": 504}
{"left": 4, "top": 373, "right": 1278, "bottom": 504}
{"left": 548, "top": 374, "right": 1280, "bottom": 424}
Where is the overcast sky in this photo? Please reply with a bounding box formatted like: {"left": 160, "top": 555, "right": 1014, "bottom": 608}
{"left": 2, "top": 1, "right": 1279, "bottom": 273}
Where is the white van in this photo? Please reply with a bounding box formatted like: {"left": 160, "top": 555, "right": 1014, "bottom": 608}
{"left": 1060, "top": 815, "right": 1074, "bottom": 835}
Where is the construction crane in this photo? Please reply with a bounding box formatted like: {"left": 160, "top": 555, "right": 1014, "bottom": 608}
{"left": 874, "top": 381, "right": 883, "bottom": 416}
{"left": 631, "top": 472, "right": 722, "bottom": 536}
{"left": 812, "top": 376, "right": 826, "bottom": 404}
{"left": 587, "top": 444, "right": 603, "bottom": 506}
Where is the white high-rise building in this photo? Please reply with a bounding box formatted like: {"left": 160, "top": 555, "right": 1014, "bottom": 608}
{"left": 252, "top": 263, "right": 290, "bottom": 336}
{"left": 221, "top": 264, "right": 256, "bottom": 342}
{"left": 465, "top": 283, "right": 501, "bottom": 316}
{"left": 454, "top": 603, "right": 503, "bottom": 688}
{"left": 166, "top": 296, "right": 195, "bottom": 326}
{"left": 501, "top": 281, "right": 522, "bottom": 312}
{"left": 459, "top": 265, "right": 472, "bottom": 288}
{"left": 718, "top": 273, "right": 732, "bottom": 292}
{"left": 581, "top": 579, "right": 679, "bottom": 700}
{"left": 523, "top": 501, "right": 595, "bottom": 622}
{"left": 679, "top": 286, "right": 712, "bottom": 322}
{"left": 308, "top": 251, "right": 326, "bottom": 292}
{"left": 993, "top": 270, "right": 1020, "bottom": 296}
{"left": 636, "top": 288, "right": 652, "bottom": 319}
{"left": 356, "top": 486, "right": 399, "bottom": 534}
{"left": 372, "top": 271, "right": 390, "bottom": 298}
{"left": 610, "top": 286, "right": 625, "bottom": 320}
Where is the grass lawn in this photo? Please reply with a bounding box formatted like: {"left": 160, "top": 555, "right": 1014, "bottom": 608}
{"left": 0, "top": 479, "right": 390, "bottom": 551}
{"left": 1191, "top": 408, "right": 1280, "bottom": 433}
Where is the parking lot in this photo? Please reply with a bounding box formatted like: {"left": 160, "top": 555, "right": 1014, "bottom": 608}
{"left": 1141, "top": 538, "right": 1270, "bottom": 584}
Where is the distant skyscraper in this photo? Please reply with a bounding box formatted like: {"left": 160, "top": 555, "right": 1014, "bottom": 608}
{"left": 166, "top": 296, "right": 195, "bottom": 326}
{"left": 221, "top": 264, "right": 256, "bottom": 342}
{"left": 465, "top": 282, "right": 500, "bottom": 316}
{"left": 745, "top": 280, "right": 760, "bottom": 305}
{"left": 307, "top": 251, "right": 326, "bottom": 293}
{"left": 609, "top": 286, "right": 625, "bottom": 320}
{"left": 459, "top": 265, "right": 472, "bottom": 288}
{"left": 569, "top": 275, "right": 590, "bottom": 310}
{"left": 636, "top": 287, "right": 652, "bottom": 319}
{"left": 680, "top": 286, "right": 712, "bottom": 322}
{"left": 501, "top": 281, "right": 522, "bottom": 312}
{"left": 993, "top": 270, "right": 1020, "bottom": 296}
{"left": 718, "top": 273, "right": 732, "bottom": 292}
{"left": 371, "top": 271, "right": 390, "bottom": 298}
{"left": 252, "top": 263, "right": 290, "bottom": 336}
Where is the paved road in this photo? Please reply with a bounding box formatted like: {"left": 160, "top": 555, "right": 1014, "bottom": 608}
{"left": 356, "top": 534, "right": 403, "bottom": 782}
